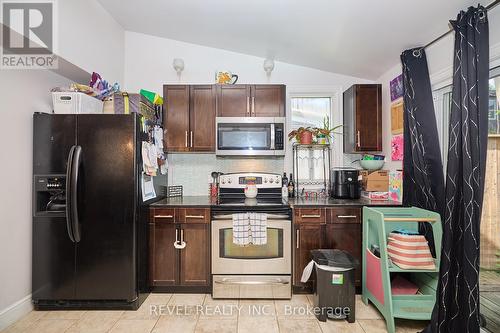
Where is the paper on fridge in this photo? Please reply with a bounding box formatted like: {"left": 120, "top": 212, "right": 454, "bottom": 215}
{"left": 141, "top": 173, "right": 156, "bottom": 202}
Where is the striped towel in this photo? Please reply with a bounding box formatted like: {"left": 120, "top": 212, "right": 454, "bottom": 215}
{"left": 249, "top": 213, "right": 267, "bottom": 245}
{"left": 233, "top": 213, "right": 250, "bottom": 246}
{"left": 387, "top": 232, "right": 436, "bottom": 270}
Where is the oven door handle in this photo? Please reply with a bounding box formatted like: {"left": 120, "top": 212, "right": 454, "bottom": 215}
{"left": 214, "top": 278, "right": 289, "bottom": 285}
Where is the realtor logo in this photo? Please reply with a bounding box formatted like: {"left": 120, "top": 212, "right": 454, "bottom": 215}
{"left": 1, "top": 0, "right": 58, "bottom": 69}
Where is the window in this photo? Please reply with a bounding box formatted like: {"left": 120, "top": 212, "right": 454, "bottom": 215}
{"left": 291, "top": 97, "right": 331, "bottom": 130}
{"left": 434, "top": 67, "right": 500, "bottom": 333}
{"left": 488, "top": 75, "right": 500, "bottom": 134}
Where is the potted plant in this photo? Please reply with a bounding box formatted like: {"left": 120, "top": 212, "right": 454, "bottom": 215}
{"left": 313, "top": 116, "right": 342, "bottom": 144}
{"left": 288, "top": 127, "right": 314, "bottom": 144}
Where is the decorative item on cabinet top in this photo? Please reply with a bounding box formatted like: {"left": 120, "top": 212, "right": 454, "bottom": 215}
{"left": 215, "top": 71, "right": 238, "bottom": 84}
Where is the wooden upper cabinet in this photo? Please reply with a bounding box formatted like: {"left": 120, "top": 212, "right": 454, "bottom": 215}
{"left": 217, "top": 84, "right": 285, "bottom": 117}
{"left": 216, "top": 85, "right": 251, "bottom": 117}
{"left": 164, "top": 85, "right": 216, "bottom": 152}
{"left": 164, "top": 85, "right": 190, "bottom": 152}
{"left": 252, "top": 85, "right": 285, "bottom": 117}
{"left": 343, "top": 84, "right": 382, "bottom": 153}
{"left": 190, "top": 85, "right": 216, "bottom": 151}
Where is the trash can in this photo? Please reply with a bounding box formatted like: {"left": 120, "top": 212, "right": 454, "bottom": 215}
{"left": 310, "top": 249, "right": 359, "bottom": 322}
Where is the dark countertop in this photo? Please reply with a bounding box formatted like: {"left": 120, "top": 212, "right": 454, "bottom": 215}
{"left": 149, "top": 196, "right": 402, "bottom": 208}
{"left": 150, "top": 196, "right": 217, "bottom": 207}
{"left": 287, "top": 197, "right": 402, "bottom": 207}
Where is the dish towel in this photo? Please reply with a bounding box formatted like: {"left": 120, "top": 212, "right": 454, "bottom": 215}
{"left": 249, "top": 213, "right": 267, "bottom": 245}
{"left": 232, "top": 213, "right": 250, "bottom": 246}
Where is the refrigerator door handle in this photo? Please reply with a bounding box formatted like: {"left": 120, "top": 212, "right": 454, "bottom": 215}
{"left": 70, "top": 145, "right": 83, "bottom": 242}
{"left": 65, "top": 146, "right": 76, "bottom": 243}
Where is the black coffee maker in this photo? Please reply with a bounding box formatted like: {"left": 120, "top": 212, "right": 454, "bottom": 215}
{"left": 330, "top": 168, "right": 361, "bottom": 199}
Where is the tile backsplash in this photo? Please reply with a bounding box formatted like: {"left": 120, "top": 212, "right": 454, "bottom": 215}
{"left": 167, "top": 154, "right": 285, "bottom": 196}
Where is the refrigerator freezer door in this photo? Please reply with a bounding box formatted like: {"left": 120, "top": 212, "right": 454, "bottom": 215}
{"left": 33, "top": 114, "right": 77, "bottom": 302}
{"left": 74, "top": 115, "right": 138, "bottom": 301}
{"left": 33, "top": 113, "right": 76, "bottom": 174}
{"left": 32, "top": 216, "right": 77, "bottom": 301}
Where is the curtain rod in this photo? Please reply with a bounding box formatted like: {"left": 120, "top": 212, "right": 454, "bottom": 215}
{"left": 422, "top": 0, "right": 500, "bottom": 50}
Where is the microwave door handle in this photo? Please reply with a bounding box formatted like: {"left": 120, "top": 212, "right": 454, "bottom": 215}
{"left": 270, "top": 124, "right": 275, "bottom": 149}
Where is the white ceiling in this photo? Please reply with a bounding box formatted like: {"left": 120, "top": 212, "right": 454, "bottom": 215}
{"left": 97, "top": 0, "right": 485, "bottom": 80}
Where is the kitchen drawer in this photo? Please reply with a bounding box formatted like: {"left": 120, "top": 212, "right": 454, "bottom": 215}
{"left": 177, "top": 208, "right": 210, "bottom": 223}
{"left": 151, "top": 208, "right": 175, "bottom": 223}
{"left": 294, "top": 208, "right": 326, "bottom": 224}
{"left": 328, "top": 207, "right": 361, "bottom": 224}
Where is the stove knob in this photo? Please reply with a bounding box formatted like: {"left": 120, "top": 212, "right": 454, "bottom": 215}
{"left": 264, "top": 178, "right": 268, "bottom": 183}
{"left": 228, "top": 179, "right": 232, "bottom": 184}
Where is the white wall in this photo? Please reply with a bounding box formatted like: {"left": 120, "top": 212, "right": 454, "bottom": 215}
{"left": 0, "top": 70, "right": 72, "bottom": 329}
{"left": 376, "top": 7, "right": 500, "bottom": 171}
{"left": 0, "top": 0, "right": 125, "bottom": 329}
{"left": 57, "top": 0, "right": 125, "bottom": 84}
{"left": 124, "top": 31, "right": 373, "bottom": 195}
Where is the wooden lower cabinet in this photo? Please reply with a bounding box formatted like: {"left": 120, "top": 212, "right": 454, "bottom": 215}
{"left": 149, "top": 222, "right": 177, "bottom": 286}
{"left": 179, "top": 223, "right": 210, "bottom": 286}
{"left": 149, "top": 208, "right": 210, "bottom": 289}
{"left": 325, "top": 223, "right": 362, "bottom": 286}
{"left": 294, "top": 224, "right": 323, "bottom": 290}
{"left": 293, "top": 206, "right": 363, "bottom": 290}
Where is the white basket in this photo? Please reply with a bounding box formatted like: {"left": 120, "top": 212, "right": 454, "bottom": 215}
{"left": 52, "top": 92, "right": 103, "bottom": 114}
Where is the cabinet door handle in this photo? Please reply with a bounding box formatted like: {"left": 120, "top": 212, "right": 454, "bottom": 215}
{"left": 185, "top": 131, "right": 188, "bottom": 147}
{"left": 356, "top": 130, "right": 360, "bottom": 148}
{"left": 337, "top": 215, "right": 358, "bottom": 219}
{"left": 173, "top": 228, "right": 186, "bottom": 249}
{"left": 301, "top": 214, "right": 321, "bottom": 218}
{"left": 190, "top": 131, "right": 193, "bottom": 148}
{"left": 251, "top": 96, "right": 255, "bottom": 116}
{"left": 246, "top": 97, "right": 250, "bottom": 115}
{"left": 154, "top": 215, "right": 173, "bottom": 218}
{"left": 296, "top": 229, "right": 300, "bottom": 249}
{"left": 185, "top": 215, "right": 205, "bottom": 219}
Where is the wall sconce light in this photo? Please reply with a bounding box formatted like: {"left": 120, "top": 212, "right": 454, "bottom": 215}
{"left": 173, "top": 58, "right": 185, "bottom": 79}
{"left": 263, "top": 59, "right": 275, "bottom": 76}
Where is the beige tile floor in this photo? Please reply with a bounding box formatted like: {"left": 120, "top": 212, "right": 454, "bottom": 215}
{"left": 1, "top": 294, "right": 428, "bottom": 333}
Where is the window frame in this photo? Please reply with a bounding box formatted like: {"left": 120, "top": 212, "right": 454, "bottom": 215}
{"left": 433, "top": 66, "right": 500, "bottom": 166}
{"left": 286, "top": 86, "right": 344, "bottom": 168}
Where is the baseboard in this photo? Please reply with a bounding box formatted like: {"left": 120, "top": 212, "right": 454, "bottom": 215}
{"left": 0, "top": 295, "right": 33, "bottom": 331}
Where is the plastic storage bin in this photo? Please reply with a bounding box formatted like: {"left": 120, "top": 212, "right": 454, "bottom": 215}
{"left": 52, "top": 92, "right": 103, "bottom": 114}
{"left": 310, "top": 249, "right": 359, "bottom": 322}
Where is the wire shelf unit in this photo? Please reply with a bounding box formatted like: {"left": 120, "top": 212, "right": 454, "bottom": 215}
{"left": 292, "top": 144, "right": 331, "bottom": 196}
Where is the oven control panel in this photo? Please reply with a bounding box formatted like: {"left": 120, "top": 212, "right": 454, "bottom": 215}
{"left": 219, "top": 173, "right": 282, "bottom": 189}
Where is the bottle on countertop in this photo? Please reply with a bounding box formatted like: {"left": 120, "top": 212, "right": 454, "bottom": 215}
{"left": 282, "top": 172, "right": 289, "bottom": 198}
{"left": 282, "top": 172, "right": 288, "bottom": 186}
{"left": 288, "top": 173, "right": 295, "bottom": 198}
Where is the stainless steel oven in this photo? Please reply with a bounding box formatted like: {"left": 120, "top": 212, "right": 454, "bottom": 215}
{"left": 216, "top": 117, "right": 285, "bottom": 156}
{"left": 211, "top": 172, "right": 292, "bottom": 299}
{"left": 211, "top": 213, "right": 291, "bottom": 299}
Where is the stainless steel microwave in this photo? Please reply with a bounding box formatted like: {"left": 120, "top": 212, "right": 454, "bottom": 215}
{"left": 216, "top": 117, "right": 285, "bottom": 156}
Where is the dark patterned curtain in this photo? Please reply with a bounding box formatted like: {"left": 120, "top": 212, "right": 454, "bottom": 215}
{"left": 425, "top": 6, "right": 489, "bottom": 333}
{"left": 401, "top": 48, "right": 445, "bottom": 255}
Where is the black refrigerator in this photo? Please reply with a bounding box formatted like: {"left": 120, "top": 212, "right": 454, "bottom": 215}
{"left": 32, "top": 113, "right": 149, "bottom": 310}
